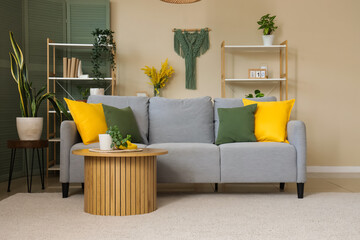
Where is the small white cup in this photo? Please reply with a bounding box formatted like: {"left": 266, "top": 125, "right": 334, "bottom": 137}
{"left": 99, "top": 134, "right": 113, "bottom": 150}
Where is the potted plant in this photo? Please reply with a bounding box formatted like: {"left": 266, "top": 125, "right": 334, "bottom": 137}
{"left": 257, "top": 14, "right": 278, "bottom": 46}
{"left": 9, "top": 31, "right": 70, "bottom": 140}
{"left": 245, "top": 89, "right": 264, "bottom": 98}
{"left": 141, "top": 59, "right": 175, "bottom": 97}
{"left": 106, "top": 126, "right": 137, "bottom": 150}
{"left": 77, "top": 86, "right": 90, "bottom": 102}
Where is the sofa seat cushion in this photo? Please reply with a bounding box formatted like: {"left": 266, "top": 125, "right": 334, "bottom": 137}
{"left": 220, "top": 142, "right": 296, "bottom": 183}
{"left": 149, "top": 97, "right": 214, "bottom": 144}
{"left": 147, "top": 143, "right": 220, "bottom": 183}
{"left": 214, "top": 96, "right": 277, "bottom": 141}
{"left": 69, "top": 142, "right": 147, "bottom": 182}
{"left": 88, "top": 95, "right": 149, "bottom": 144}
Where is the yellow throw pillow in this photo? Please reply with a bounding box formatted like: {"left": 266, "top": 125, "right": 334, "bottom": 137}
{"left": 64, "top": 98, "right": 107, "bottom": 145}
{"left": 242, "top": 99, "right": 295, "bottom": 143}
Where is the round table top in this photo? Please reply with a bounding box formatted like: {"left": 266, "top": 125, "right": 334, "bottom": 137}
{"left": 72, "top": 148, "right": 168, "bottom": 157}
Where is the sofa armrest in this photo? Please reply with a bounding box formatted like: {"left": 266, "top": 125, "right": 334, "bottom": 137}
{"left": 60, "top": 121, "right": 81, "bottom": 183}
{"left": 287, "top": 120, "right": 307, "bottom": 183}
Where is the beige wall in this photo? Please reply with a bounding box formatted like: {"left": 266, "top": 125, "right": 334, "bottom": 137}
{"left": 110, "top": 0, "right": 360, "bottom": 166}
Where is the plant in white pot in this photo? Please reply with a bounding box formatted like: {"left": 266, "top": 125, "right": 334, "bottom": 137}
{"left": 257, "top": 14, "right": 278, "bottom": 46}
{"left": 9, "top": 31, "right": 70, "bottom": 140}
{"left": 90, "top": 28, "right": 117, "bottom": 95}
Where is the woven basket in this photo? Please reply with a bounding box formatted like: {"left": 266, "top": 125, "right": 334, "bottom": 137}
{"left": 161, "top": 0, "right": 200, "bottom": 3}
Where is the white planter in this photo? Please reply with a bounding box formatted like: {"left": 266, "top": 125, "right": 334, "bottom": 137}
{"left": 99, "top": 134, "right": 112, "bottom": 150}
{"left": 16, "top": 117, "right": 43, "bottom": 140}
{"left": 90, "top": 88, "right": 104, "bottom": 95}
{"left": 262, "top": 35, "right": 274, "bottom": 46}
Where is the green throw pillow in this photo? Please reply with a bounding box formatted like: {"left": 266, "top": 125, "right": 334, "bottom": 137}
{"left": 102, "top": 105, "right": 143, "bottom": 143}
{"left": 216, "top": 104, "right": 257, "bottom": 145}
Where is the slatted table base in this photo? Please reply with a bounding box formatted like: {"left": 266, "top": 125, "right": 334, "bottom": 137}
{"left": 84, "top": 156, "right": 157, "bottom": 216}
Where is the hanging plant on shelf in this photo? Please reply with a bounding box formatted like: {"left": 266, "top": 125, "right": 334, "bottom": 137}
{"left": 91, "top": 28, "right": 117, "bottom": 81}
{"left": 141, "top": 59, "right": 175, "bottom": 97}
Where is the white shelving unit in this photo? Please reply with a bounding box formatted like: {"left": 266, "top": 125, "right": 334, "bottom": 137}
{"left": 46, "top": 38, "right": 116, "bottom": 175}
{"left": 49, "top": 43, "right": 113, "bottom": 48}
{"left": 221, "top": 41, "right": 288, "bottom": 99}
{"left": 49, "top": 77, "right": 112, "bottom": 80}
{"left": 225, "top": 78, "right": 286, "bottom": 82}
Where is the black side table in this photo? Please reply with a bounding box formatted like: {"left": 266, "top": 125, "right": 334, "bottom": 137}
{"left": 7, "top": 140, "right": 48, "bottom": 193}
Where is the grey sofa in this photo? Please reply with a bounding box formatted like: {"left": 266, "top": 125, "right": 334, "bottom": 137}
{"left": 60, "top": 95, "right": 306, "bottom": 198}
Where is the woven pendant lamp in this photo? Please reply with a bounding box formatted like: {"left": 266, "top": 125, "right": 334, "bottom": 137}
{"left": 161, "top": 0, "right": 200, "bottom": 4}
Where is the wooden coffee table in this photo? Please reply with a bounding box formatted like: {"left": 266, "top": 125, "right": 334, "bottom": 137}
{"left": 72, "top": 148, "right": 167, "bottom": 216}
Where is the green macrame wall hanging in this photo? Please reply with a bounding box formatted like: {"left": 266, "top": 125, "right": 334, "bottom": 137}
{"left": 174, "top": 28, "right": 210, "bottom": 89}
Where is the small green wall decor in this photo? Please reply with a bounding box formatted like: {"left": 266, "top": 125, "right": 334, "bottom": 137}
{"left": 174, "top": 28, "right": 210, "bottom": 89}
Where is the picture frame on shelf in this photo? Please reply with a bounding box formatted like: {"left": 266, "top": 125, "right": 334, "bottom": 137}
{"left": 248, "top": 68, "right": 267, "bottom": 79}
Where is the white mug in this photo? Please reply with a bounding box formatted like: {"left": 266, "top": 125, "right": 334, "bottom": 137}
{"left": 99, "top": 134, "right": 112, "bottom": 150}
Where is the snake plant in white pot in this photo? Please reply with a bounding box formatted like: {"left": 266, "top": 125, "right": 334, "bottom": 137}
{"left": 257, "top": 14, "right": 278, "bottom": 46}
{"left": 9, "top": 31, "right": 70, "bottom": 140}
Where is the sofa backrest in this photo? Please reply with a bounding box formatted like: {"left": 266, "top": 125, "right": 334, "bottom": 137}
{"left": 149, "top": 96, "right": 214, "bottom": 144}
{"left": 213, "top": 96, "right": 277, "bottom": 140}
{"left": 88, "top": 95, "right": 149, "bottom": 144}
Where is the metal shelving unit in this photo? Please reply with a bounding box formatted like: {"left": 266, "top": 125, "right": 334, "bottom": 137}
{"left": 46, "top": 38, "right": 116, "bottom": 175}
{"left": 221, "top": 41, "right": 288, "bottom": 100}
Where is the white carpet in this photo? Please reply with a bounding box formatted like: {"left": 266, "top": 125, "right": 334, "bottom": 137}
{"left": 0, "top": 192, "right": 360, "bottom": 240}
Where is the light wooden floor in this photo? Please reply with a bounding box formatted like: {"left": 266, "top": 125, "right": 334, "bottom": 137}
{"left": 1, "top": 173, "right": 360, "bottom": 201}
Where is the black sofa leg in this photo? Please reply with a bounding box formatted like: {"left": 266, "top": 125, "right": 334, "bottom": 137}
{"left": 297, "top": 183, "right": 304, "bottom": 199}
{"left": 214, "top": 183, "right": 218, "bottom": 192}
{"left": 280, "top": 182, "right": 285, "bottom": 191}
{"left": 81, "top": 183, "right": 84, "bottom": 190}
{"left": 62, "top": 183, "right": 69, "bottom": 198}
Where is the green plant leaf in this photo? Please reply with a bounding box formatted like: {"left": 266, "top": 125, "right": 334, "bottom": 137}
{"left": 34, "top": 92, "right": 53, "bottom": 117}
{"left": 257, "top": 14, "right": 278, "bottom": 35}
{"left": 51, "top": 98, "right": 72, "bottom": 120}
{"left": 254, "top": 89, "right": 260, "bottom": 94}
{"left": 9, "top": 53, "right": 19, "bottom": 83}
{"left": 9, "top": 31, "right": 24, "bottom": 68}
{"left": 31, "top": 99, "right": 36, "bottom": 117}
{"left": 35, "top": 86, "right": 46, "bottom": 99}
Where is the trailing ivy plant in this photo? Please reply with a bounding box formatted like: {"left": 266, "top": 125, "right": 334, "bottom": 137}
{"left": 257, "top": 14, "right": 278, "bottom": 35}
{"left": 246, "top": 89, "right": 264, "bottom": 98}
{"left": 91, "top": 28, "right": 117, "bottom": 81}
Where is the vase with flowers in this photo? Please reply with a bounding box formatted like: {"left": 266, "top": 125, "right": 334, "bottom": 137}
{"left": 141, "top": 59, "right": 174, "bottom": 97}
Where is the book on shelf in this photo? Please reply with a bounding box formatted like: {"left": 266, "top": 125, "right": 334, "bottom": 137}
{"left": 74, "top": 58, "right": 79, "bottom": 77}
{"left": 62, "top": 57, "right": 82, "bottom": 78}
{"left": 67, "top": 58, "right": 71, "bottom": 77}
{"left": 63, "top": 57, "right": 67, "bottom": 77}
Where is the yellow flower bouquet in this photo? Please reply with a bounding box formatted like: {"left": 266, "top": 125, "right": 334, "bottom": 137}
{"left": 141, "top": 59, "right": 174, "bottom": 97}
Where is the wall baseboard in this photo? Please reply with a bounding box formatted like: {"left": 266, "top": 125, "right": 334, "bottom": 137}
{"left": 307, "top": 166, "right": 360, "bottom": 173}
